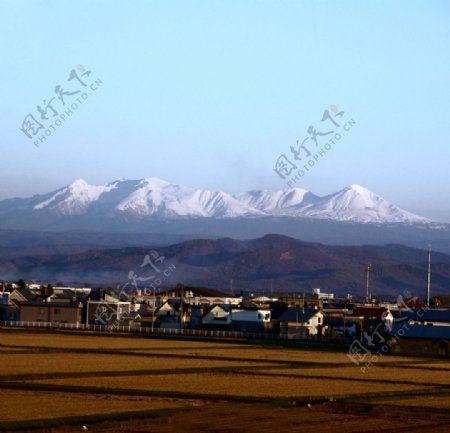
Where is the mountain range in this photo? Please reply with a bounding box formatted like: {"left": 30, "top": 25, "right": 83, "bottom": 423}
{"left": 0, "top": 177, "right": 436, "bottom": 227}
{"left": 1, "top": 234, "right": 449, "bottom": 298}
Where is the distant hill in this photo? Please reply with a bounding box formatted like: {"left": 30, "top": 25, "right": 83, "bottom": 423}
{"left": 1, "top": 234, "right": 448, "bottom": 299}
{"left": 0, "top": 229, "right": 198, "bottom": 258}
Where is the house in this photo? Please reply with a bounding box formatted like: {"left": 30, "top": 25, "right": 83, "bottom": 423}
{"left": 313, "top": 288, "right": 335, "bottom": 300}
{"left": 0, "top": 292, "right": 20, "bottom": 321}
{"left": 20, "top": 301, "right": 83, "bottom": 324}
{"left": 201, "top": 304, "right": 271, "bottom": 333}
{"left": 202, "top": 304, "right": 233, "bottom": 330}
{"left": 265, "top": 306, "right": 288, "bottom": 334}
{"left": 155, "top": 300, "right": 190, "bottom": 329}
{"left": 230, "top": 306, "right": 271, "bottom": 333}
{"left": 351, "top": 305, "right": 392, "bottom": 336}
{"left": 279, "top": 307, "right": 324, "bottom": 338}
{"left": 390, "top": 309, "right": 450, "bottom": 358}
{"left": 86, "top": 300, "right": 131, "bottom": 325}
{"left": 119, "top": 311, "right": 142, "bottom": 327}
{"left": 390, "top": 323, "right": 450, "bottom": 358}
{"left": 9, "top": 287, "right": 36, "bottom": 305}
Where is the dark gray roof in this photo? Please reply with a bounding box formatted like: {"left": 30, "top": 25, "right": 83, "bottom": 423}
{"left": 279, "top": 307, "right": 319, "bottom": 323}
{"left": 11, "top": 287, "right": 36, "bottom": 302}
{"left": 166, "top": 299, "right": 190, "bottom": 310}
{"left": 21, "top": 301, "right": 83, "bottom": 308}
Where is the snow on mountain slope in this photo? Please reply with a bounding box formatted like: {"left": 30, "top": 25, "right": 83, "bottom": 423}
{"left": 0, "top": 178, "right": 433, "bottom": 225}
{"left": 115, "top": 178, "right": 262, "bottom": 218}
{"left": 33, "top": 179, "right": 117, "bottom": 215}
{"left": 296, "top": 184, "right": 431, "bottom": 224}
{"left": 234, "top": 188, "right": 311, "bottom": 212}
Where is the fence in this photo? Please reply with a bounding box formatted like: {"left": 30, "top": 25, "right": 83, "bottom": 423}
{"left": 0, "top": 320, "right": 352, "bottom": 345}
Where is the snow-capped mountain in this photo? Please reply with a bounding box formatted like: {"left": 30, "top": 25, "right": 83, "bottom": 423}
{"left": 235, "top": 184, "right": 431, "bottom": 224}
{"left": 255, "top": 184, "right": 431, "bottom": 224}
{"left": 113, "top": 178, "right": 262, "bottom": 218}
{"left": 235, "top": 188, "right": 311, "bottom": 213}
{"left": 0, "top": 177, "right": 433, "bottom": 228}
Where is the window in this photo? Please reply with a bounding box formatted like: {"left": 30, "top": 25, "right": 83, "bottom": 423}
{"left": 54, "top": 308, "right": 61, "bottom": 315}
{"left": 39, "top": 308, "right": 45, "bottom": 315}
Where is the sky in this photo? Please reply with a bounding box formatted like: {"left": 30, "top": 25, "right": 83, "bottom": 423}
{"left": 1, "top": 0, "right": 450, "bottom": 221}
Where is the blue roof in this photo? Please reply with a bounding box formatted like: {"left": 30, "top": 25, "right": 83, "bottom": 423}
{"left": 402, "top": 309, "right": 450, "bottom": 323}
{"left": 392, "top": 322, "right": 450, "bottom": 340}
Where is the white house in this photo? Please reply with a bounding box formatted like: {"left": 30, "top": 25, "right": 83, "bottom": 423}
{"left": 202, "top": 304, "right": 233, "bottom": 328}
{"left": 202, "top": 305, "right": 271, "bottom": 332}
{"left": 279, "top": 307, "right": 324, "bottom": 338}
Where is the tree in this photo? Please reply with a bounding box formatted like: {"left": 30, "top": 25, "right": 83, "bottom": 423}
{"left": 15, "top": 279, "right": 26, "bottom": 289}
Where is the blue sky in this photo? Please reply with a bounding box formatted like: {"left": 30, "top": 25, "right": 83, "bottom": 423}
{"left": 1, "top": 0, "right": 450, "bottom": 221}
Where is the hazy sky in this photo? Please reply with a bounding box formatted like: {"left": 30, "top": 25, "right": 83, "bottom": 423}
{"left": 1, "top": 0, "right": 450, "bottom": 221}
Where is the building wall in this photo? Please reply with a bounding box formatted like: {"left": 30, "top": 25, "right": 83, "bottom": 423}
{"left": 20, "top": 305, "right": 82, "bottom": 324}
{"left": 231, "top": 309, "right": 271, "bottom": 323}
{"left": 392, "top": 338, "right": 450, "bottom": 358}
{"left": 86, "top": 301, "right": 130, "bottom": 324}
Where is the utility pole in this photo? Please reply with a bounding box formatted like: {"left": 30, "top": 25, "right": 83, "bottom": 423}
{"left": 180, "top": 284, "right": 184, "bottom": 330}
{"left": 365, "top": 263, "right": 371, "bottom": 303}
{"left": 151, "top": 288, "right": 155, "bottom": 333}
{"left": 427, "top": 243, "right": 432, "bottom": 307}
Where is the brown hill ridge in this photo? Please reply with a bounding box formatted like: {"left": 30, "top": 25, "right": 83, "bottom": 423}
{"left": 0, "top": 234, "right": 449, "bottom": 298}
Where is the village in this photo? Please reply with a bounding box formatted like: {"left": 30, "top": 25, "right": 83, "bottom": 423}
{"left": 1, "top": 281, "right": 449, "bottom": 359}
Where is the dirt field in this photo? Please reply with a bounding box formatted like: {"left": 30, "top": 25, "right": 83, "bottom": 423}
{"left": 1, "top": 329, "right": 450, "bottom": 433}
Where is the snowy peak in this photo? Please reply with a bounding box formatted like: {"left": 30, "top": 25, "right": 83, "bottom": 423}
{"left": 33, "top": 178, "right": 116, "bottom": 215}
{"left": 5, "top": 178, "right": 433, "bottom": 225}
{"left": 299, "top": 185, "right": 431, "bottom": 224}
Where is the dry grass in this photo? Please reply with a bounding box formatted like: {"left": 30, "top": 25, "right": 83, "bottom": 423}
{"left": 263, "top": 366, "right": 450, "bottom": 385}
{"left": 128, "top": 347, "right": 420, "bottom": 364}
{"left": 386, "top": 395, "right": 450, "bottom": 408}
{"left": 0, "top": 331, "right": 243, "bottom": 350}
{"left": 0, "top": 389, "right": 196, "bottom": 422}
{"left": 31, "top": 372, "right": 425, "bottom": 398}
{"left": 1, "top": 329, "right": 448, "bottom": 432}
{"left": 0, "top": 352, "right": 269, "bottom": 376}
{"left": 401, "top": 361, "right": 450, "bottom": 370}
{"left": 35, "top": 401, "right": 447, "bottom": 433}
{"left": 128, "top": 347, "right": 349, "bottom": 363}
